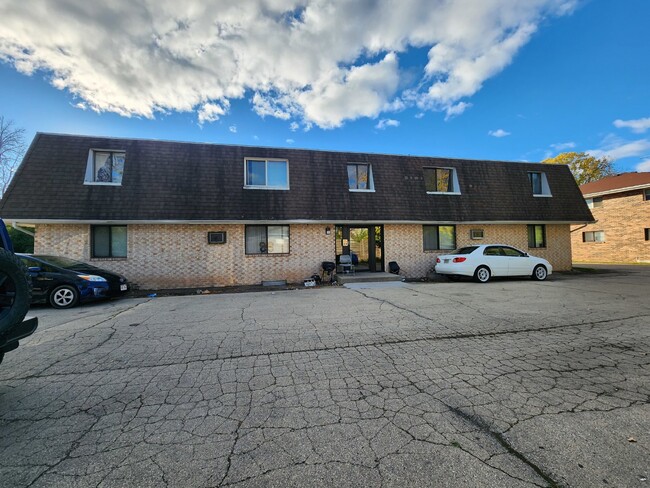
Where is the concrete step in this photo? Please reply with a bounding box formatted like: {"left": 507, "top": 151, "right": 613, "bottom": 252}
{"left": 335, "top": 272, "right": 403, "bottom": 284}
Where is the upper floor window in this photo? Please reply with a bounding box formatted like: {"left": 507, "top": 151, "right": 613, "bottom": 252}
{"left": 644, "top": 189, "right": 650, "bottom": 201}
{"left": 245, "top": 158, "right": 289, "bottom": 189}
{"left": 528, "top": 171, "right": 551, "bottom": 197}
{"left": 347, "top": 163, "right": 374, "bottom": 191}
{"left": 585, "top": 197, "right": 603, "bottom": 208}
{"left": 85, "top": 150, "right": 125, "bottom": 185}
{"left": 424, "top": 167, "right": 460, "bottom": 194}
{"left": 527, "top": 224, "right": 546, "bottom": 248}
{"left": 645, "top": 228, "right": 650, "bottom": 241}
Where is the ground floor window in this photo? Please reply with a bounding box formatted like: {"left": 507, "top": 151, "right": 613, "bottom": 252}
{"left": 645, "top": 228, "right": 649, "bottom": 241}
{"left": 92, "top": 225, "right": 127, "bottom": 258}
{"left": 423, "top": 225, "right": 455, "bottom": 251}
{"left": 245, "top": 225, "right": 290, "bottom": 254}
{"left": 527, "top": 224, "right": 546, "bottom": 248}
{"left": 583, "top": 230, "right": 605, "bottom": 243}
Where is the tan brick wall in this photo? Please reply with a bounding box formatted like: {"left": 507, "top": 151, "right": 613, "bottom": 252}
{"left": 571, "top": 190, "right": 650, "bottom": 263}
{"left": 35, "top": 224, "right": 336, "bottom": 289}
{"left": 384, "top": 223, "right": 573, "bottom": 277}
{"left": 34, "top": 222, "right": 572, "bottom": 288}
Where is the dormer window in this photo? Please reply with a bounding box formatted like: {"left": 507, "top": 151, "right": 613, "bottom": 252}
{"left": 245, "top": 158, "right": 289, "bottom": 189}
{"left": 424, "top": 167, "right": 460, "bottom": 194}
{"left": 528, "top": 171, "right": 552, "bottom": 197}
{"left": 347, "top": 163, "right": 374, "bottom": 191}
{"left": 84, "top": 150, "right": 125, "bottom": 185}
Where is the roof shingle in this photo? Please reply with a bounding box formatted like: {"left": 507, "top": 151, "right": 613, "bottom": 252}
{"left": 0, "top": 133, "right": 594, "bottom": 223}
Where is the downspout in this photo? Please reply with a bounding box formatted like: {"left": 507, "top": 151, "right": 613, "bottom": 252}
{"left": 12, "top": 222, "right": 35, "bottom": 237}
{"left": 570, "top": 220, "right": 597, "bottom": 233}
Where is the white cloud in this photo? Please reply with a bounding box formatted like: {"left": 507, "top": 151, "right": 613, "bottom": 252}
{"left": 197, "top": 101, "right": 229, "bottom": 125}
{"left": 289, "top": 122, "right": 299, "bottom": 132}
{"left": 286, "top": 138, "right": 295, "bottom": 145}
{"left": 488, "top": 129, "right": 510, "bottom": 138}
{"left": 229, "top": 125, "right": 237, "bottom": 133}
{"left": 636, "top": 159, "right": 650, "bottom": 172}
{"left": 375, "top": 118, "right": 400, "bottom": 130}
{"left": 0, "top": 0, "right": 577, "bottom": 127}
{"left": 415, "top": 112, "right": 425, "bottom": 119}
{"left": 613, "top": 117, "right": 650, "bottom": 133}
{"left": 588, "top": 136, "right": 650, "bottom": 160}
{"left": 550, "top": 141, "right": 576, "bottom": 151}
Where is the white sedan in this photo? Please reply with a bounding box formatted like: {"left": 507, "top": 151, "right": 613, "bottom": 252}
{"left": 434, "top": 244, "right": 552, "bottom": 283}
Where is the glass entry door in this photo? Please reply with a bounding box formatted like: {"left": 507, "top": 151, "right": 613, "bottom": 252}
{"left": 335, "top": 225, "right": 384, "bottom": 272}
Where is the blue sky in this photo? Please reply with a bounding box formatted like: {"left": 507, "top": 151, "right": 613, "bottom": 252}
{"left": 1, "top": 0, "right": 649, "bottom": 173}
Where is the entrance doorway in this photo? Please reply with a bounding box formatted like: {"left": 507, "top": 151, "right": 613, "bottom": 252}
{"left": 335, "top": 225, "right": 384, "bottom": 272}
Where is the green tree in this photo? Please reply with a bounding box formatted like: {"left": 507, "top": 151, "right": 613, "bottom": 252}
{"left": 542, "top": 151, "right": 614, "bottom": 186}
{"left": 8, "top": 227, "right": 34, "bottom": 253}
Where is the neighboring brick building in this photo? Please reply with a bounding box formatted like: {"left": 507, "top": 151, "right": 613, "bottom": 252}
{"left": 571, "top": 172, "right": 650, "bottom": 264}
{"left": 0, "top": 133, "right": 593, "bottom": 289}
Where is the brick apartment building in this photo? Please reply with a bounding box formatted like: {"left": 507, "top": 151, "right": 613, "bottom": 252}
{"left": 571, "top": 172, "right": 650, "bottom": 264}
{"left": 0, "top": 133, "right": 593, "bottom": 289}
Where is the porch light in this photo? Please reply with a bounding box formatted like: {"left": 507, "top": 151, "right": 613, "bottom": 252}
{"left": 325, "top": 227, "right": 331, "bottom": 235}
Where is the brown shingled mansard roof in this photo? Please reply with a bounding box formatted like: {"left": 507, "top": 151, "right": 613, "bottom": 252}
{"left": 580, "top": 172, "right": 650, "bottom": 197}
{"left": 0, "top": 133, "right": 594, "bottom": 224}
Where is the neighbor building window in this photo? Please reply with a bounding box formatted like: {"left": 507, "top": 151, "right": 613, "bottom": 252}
{"left": 644, "top": 189, "right": 650, "bottom": 201}
{"left": 244, "top": 158, "right": 289, "bottom": 189}
{"left": 245, "top": 225, "right": 290, "bottom": 254}
{"left": 583, "top": 231, "right": 605, "bottom": 243}
{"left": 528, "top": 171, "right": 551, "bottom": 196}
{"left": 85, "top": 150, "right": 125, "bottom": 184}
{"left": 645, "top": 228, "right": 650, "bottom": 241}
{"left": 92, "top": 225, "right": 127, "bottom": 258}
{"left": 527, "top": 224, "right": 546, "bottom": 248}
{"left": 424, "top": 167, "right": 459, "bottom": 193}
{"left": 586, "top": 197, "right": 603, "bottom": 208}
{"left": 423, "top": 225, "right": 456, "bottom": 250}
{"left": 347, "top": 163, "right": 374, "bottom": 190}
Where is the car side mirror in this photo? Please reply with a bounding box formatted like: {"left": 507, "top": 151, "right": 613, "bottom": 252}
{"left": 523, "top": 253, "right": 529, "bottom": 257}
{"left": 28, "top": 266, "right": 41, "bottom": 273}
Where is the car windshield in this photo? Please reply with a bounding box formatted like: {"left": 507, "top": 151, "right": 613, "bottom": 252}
{"left": 34, "top": 255, "right": 100, "bottom": 271}
{"left": 453, "top": 246, "right": 479, "bottom": 255}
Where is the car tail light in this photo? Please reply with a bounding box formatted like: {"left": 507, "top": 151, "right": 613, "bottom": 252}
{"left": 436, "top": 257, "right": 441, "bottom": 263}
{"left": 452, "top": 257, "right": 466, "bottom": 263}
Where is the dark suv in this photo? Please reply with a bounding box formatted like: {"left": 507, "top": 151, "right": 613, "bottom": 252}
{"left": 0, "top": 219, "right": 38, "bottom": 365}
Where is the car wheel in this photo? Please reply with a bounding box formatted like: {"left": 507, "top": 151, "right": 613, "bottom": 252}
{"left": 532, "top": 265, "right": 548, "bottom": 281}
{"left": 49, "top": 285, "right": 79, "bottom": 309}
{"left": 0, "top": 248, "right": 31, "bottom": 335}
{"left": 474, "top": 266, "right": 491, "bottom": 283}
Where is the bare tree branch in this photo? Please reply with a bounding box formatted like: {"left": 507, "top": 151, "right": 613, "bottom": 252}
{"left": 0, "top": 116, "right": 26, "bottom": 198}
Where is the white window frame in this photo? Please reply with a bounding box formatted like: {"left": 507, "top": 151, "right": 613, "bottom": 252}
{"left": 347, "top": 163, "right": 375, "bottom": 192}
{"left": 583, "top": 230, "right": 605, "bottom": 243}
{"left": 84, "top": 149, "right": 126, "bottom": 186}
{"left": 424, "top": 167, "right": 461, "bottom": 195}
{"left": 528, "top": 171, "right": 552, "bottom": 197}
{"left": 585, "top": 197, "right": 603, "bottom": 208}
{"left": 244, "top": 158, "right": 290, "bottom": 190}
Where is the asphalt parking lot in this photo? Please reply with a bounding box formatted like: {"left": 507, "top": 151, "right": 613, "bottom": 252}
{"left": 1, "top": 267, "right": 649, "bottom": 487}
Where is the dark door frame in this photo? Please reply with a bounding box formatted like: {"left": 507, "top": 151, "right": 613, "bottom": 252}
{"left": 336, "top": 225, "right": 384, "bottom": 272}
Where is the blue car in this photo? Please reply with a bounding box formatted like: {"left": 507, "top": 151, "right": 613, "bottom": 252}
{"left": 18, "top": 254, "right": 130, "bottom": 309}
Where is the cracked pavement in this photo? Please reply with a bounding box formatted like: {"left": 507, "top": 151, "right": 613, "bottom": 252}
{"left": 1, "top": 266, "right": 648, "bottom": 487}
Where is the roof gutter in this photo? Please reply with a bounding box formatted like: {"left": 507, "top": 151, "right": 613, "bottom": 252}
{"left": 583, "top": 183, "right": 650, "bottom": 198}
{"left": 4, "top": 218, "right": 596, "bottom": 226}
{"left": 12, "top": 222, "right": 35, "bottom": 237}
